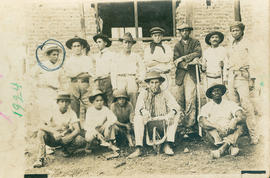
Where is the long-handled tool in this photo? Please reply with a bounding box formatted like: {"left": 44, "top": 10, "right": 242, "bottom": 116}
{"left": 195, "top": 63, "right": 202, "bottom": 137}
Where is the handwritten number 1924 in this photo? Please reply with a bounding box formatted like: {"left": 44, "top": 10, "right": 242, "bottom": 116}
{"left": 10, "top": 83, "right": 24, "bottom": 118}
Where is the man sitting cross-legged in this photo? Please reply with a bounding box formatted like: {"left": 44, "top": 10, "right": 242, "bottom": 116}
{"left": 33, "top": 91, "right": 85, "bottom": 168}
{"left": 198, "top": 83, "right": 245, "bottom": 159}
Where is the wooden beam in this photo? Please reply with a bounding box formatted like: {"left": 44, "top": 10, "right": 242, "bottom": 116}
{"left": 186, "top": 0, "right": 194, "bottom": 26}
{"left": 234, "top": 0, "right": 242, "bottom": 21}
{"left": 134, "top": 0, "right": 139, "bottom": 38}
{"left": 172, "top": 0, "right": 176, "bottom": 37}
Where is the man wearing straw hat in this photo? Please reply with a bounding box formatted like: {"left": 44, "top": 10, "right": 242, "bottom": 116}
{"left": 93, "top": 33, "right": 114, "bottom": 106}
{"left": 62, "top": 36, "right": 95, "bottom": 127}
{"left": 111, "top": 32, "right": 146, "bottom": 108}
{"left": 34, "top": 44, "right": 63, "bottom": 123}
{"left": 202, "top": 31, "right": 229, "bottom": 89}
{"left": 173, "top": 23, "right": 202, "bottom": 134}
{"left": 227, "top": 21, "right": 259, "bottom": 144}
{"left": 198, "top": 83, "right": 245, "bottom": 159}
{"left": 128, "top": 71, "right": 180, "bottom": 158}
{"left": 33, "top": 91, "right": 85, "bottom": 168}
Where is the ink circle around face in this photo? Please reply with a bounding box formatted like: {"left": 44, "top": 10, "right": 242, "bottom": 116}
{"left": 35, "top": 39, "right": 66, "bottom": 72}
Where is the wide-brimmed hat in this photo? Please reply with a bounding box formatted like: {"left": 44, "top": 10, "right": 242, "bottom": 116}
{"left": 93, "top": 33, "right": 112, "bottom": 47}
{"left": 66, "top": 36, "right": 90, "bottom": 52}
{"left": 230, "top": 21, "right": 245, "bottom": 32}
{"left": 177, "top": 23, "right": 193, "bottom": 31}
{"left": 150, "top": 27, "right": 165, "bottom": 35}
{"left": 43, "top": 44, "right": 62, "bottom": 56}
{"left": 206, "top": 83, "right": 227, "bottom": 99}
{"left": 119, "top": 32, "right": 136, "bottom": 44}
{"left": 205, "top": 31, "right": 224, "bottom": 46}
{"left": 56, "top": 91, "right": 72, "bottom": 101}
{"left": 89, "top": 89, "right": 106, "bottom": 103}
{"left": 144, "top": 71, "right": 165, "bottom": 83}
{"left": 113, "top": 89, "right": 129, "bottom": 102}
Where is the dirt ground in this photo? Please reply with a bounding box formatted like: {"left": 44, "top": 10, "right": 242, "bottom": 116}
{"left": 25, "top": 132, "right": 266, "bottom": 177}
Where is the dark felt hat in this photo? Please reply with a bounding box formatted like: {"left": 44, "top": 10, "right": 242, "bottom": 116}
{"left": 205, "top": 31, "right": 224, "bottom": 46}
{"left": 66, "top": 36, "right": 90, "bottom": 53}
{"left": 206, "top": 83, "right": 227, "bottom": 99}
{"left": 144, "top": 71, "right": 165, "bottom": 83}
{"left": 93, "top": 33, "right": 112, "bottom": 47}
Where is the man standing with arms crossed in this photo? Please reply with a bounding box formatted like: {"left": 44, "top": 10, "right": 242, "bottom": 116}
{"left": 173, "top": 23, "right": 202, "bottom": 135}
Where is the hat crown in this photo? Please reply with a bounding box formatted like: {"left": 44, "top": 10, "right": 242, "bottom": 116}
{"left": 177, "top": 23, "right": 193, "bottom": 30}
{"left": 144, "top": 70, "right": 165, "bottom": 83}
{"left": 230, "top": 21, "right": 245, "bottom": 31}
{"left": 150, "top": 27, "right": 165, "bottom": 34}
{"left": 90, "top": 89, "right": 104, "bottom": 98}
{"left": 56, "top": 91, "right": 71, "bottom": 100}
{"left": 113, "top": 89, "right": 128, "bottom": 98}
{"left": 43, "top": 44, "right": 61, "bottom": 54}
{"left": 121, "top": 32, "right": 134, "bottom": 41}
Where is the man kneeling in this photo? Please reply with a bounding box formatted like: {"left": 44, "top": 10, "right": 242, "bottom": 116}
{"left": 128, "top": 71, "right": 180, "bottom": 158}
{"left": 198, "top": 83, "right": 245, "bottom": 159}
{"left": 33, "top": 92, "right": 84, "bottom": 168}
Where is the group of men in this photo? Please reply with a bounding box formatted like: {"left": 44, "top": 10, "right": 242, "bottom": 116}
{"left": 32, "top": 20, "right": 259, "bottom": 168}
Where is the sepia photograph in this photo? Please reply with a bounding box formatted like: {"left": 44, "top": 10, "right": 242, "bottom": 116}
{"left": 0, "top": 0, "right": 269, "bottom": 177}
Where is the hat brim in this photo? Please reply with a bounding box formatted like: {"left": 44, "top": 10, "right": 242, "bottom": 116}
{"left": 93, "top": 34, "right": 112, "bottom": 47}
{"left": 56, "top": 97, "right": 72, "bottom": 101}
{"left": 66, "top": 38, "right": 90, "bottom": 49}
{"left": 206, "top": 84, "right": 226, "bottom": 99}
{"left": 113, "top": 95, "right": 129, "bottom": 102}
{"left": 205, "top": 31, "right": 224, "bottom": 46}
{"left": 145, "top": 77, "right": 165, "bottom": 83}
{"left": 177, "top": 27, "right": 193, "bottom": 31}
{"left": 89, "top": 93, "right": 106, "bottom": 103}
{"left": 119, "top": 38, "right": 136, "bottom": 44}
{"left": 44, "top": 47, "right": 62, "bottom": 56}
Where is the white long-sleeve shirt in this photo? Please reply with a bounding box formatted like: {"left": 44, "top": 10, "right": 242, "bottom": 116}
{"left": 94, "top": 48, "right": 115, "bottom": 78}
{"left": 144, "top": 42, "right": 173, "bottom": 72}
{"left": 111, "top": 51, "right": 146, "bottom": 89}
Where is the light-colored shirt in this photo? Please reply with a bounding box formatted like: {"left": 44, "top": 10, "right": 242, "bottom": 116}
{"left": 84, "top": 106, "right": 117, "bottom": 131}
{"left": 135, "top": 88, "right": 180, "bottom": 118}
{"left": 34, "top": 60, "right": 62, "bottom": 89}
{"left": 47, "top": 107, "right": 78, "bottom": 134}
{"left": 94, "top": 48, "right": 115, "bottom": 78}
{"left": 111, "top": 52, "right": 146, "bottom": 88}
{"left": 198, "top": 99, "right": 242, "bottom": 128}
{"left": 203, "top": 46, "right": 228, "bottom": 79}
{"left": 144, "top": 43, "right": 173, "bottom": 72}
{"left": 227, "top": 37, "right": 255, "bottom": 77}
{"left": 63, "top": 55, "right": 94, "bottom": 79}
